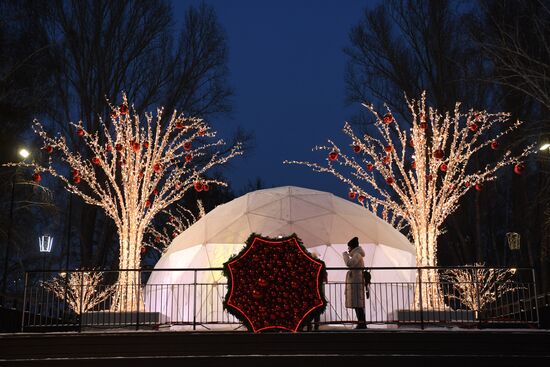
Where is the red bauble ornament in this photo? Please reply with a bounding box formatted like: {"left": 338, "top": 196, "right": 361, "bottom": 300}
{"left": 45, "top": 145, "right": 53, "bottom": 154}
{"left": 474, "top": 113, "right": 482, "bottom": 121}
{"left": 91, "top": 156, "right": 100, "bottom": 165}
{"left": 419, "top": 122, "right": 428, "bottom": 130}
{"left": 176, "top": 122, "right": 184, "bottom": 129}
{"left": 382, "top": 156, "right": 390, "bottom": 164}
{"left": 110, "top": 111, "right": 118, "bottom": 119}
{"left": 490, "top": 140, "right": 499, "bottom": 150}
{"left": 328, "top": 151, "right": 338, "bottom": 161}
{"left": 138, "top": 171, "right": 144, "bottom": 178}
{"left": 384, "top": 145, "right": 393, "bottom": 153}
{"left": 433, "top": 149, "right": 444, "bottom": 159}
{"left": 185, "top": 154, "right": 192, "bottom": 162}
{"left": 32, "top": 172, "right": 41, "bottom": 183}
{"left": 366, "top": 163, "right": 374, "bottom": 171}
{"left": 168, "top": 216, "right": 175, "bottom": 223}
{"left": 465, "top": 182, "right": 470, "bottom": 188}
{"left": 419, "top": 112, "right": 426, "bottom": 122}
{"left": 155, "top": 235, "right": 161, "bottom": 243}
{"left": 198, "top": 129, "right": 206, "bottom": 136}
{"left": 153, "top": 163, "right": 162, "bottom": 173}
{"left": 358, "top": 195, "right": 365, "bottom": 203}
{"left": 383, "top": 113, "right": 393, "bottom": 124}
{"left": 348, "top": 191, "right": 357, "bottom": 200}
{"left": 119, "top": 104, "right": 128, "bottom": 115}
{"left": 469, "top": 123, "right": 478, "bottom": 132}
{"left": 184, "top": 142, "right": 192, "bottom": 151}
{"left": 145, "top": 200, "right": 151, "bottom": 207}
{"left": 386, "top": 177, "right": 395, "bottom": 184}
{"left": 194, "top": 181, "right": 203, "bottom": 192}
{"left": 153, "top": 188, "right": 159, "bottom": 196}
{"left": 142, "top": 142, "right": 149, "bottom": 149}
{"left": 514, "top": 163, "right": 525, "bottom": 175}
{"left": 440, "top": 163, "right": 447, "bottom": 172}
{"left": 106, "top": 144, "right": 112, "bottom": 152}
{"left": 175, "top": 181, "right": 182, "bottom": 190}
{"left": 408, "top": 140, "right": 414, "bottom": 148}
{"left": 77, "top": 128, "right": 85, "bottom": 137}
{"left": 202, "top": 183, "right": 209, "bottom": 192}
{"left": 258, "top": 278, "right": 269, "bottom": 287}
{"left": 132, "top": 142, "right": 140, "bottom": 152}
{"left": 353, "top": 145, "right": 361, "bottom": 153}
{"left": 427, "top": 174, "right": 433, "bottom": 181}
{"left": 73, "top": 175, "right": 81, "bottom": 184}
{"left": 475, "top": 183, "right": 483, "bottom": 191}
{"left": 115, "top": 143, "right": 123, "bottom": 151}
{"left": 140, "top": 246, "right": 147, "bottom": 254}
{"left": 71, "top": 169, "right": 79, "bottom": 177}
{"left": 411, "top": 161, "right": 417, "bottom": 170}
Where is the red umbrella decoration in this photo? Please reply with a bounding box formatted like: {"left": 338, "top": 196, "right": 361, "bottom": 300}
{"left": 223, "top": 234, "right": 327, "bottom": 332}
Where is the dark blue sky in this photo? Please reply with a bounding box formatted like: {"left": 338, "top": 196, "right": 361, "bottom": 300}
{"left": 173, "top": 1, "right": 377, "bottom": 197}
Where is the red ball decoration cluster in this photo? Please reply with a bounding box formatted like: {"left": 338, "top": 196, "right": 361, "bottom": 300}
{"left": 224, "top": 234, "right": 325, "bottom": 333}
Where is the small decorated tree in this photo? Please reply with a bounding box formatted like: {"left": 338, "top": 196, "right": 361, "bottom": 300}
{"left": 441, "top": 263, "right": 520, "bottom": 316}
{"left": 286, "top": 92, "right": 533, "bottom": 308}
{"left": 9, "top": 94, "right": 242, "bottom": 310}
{"left": 43, "top": 270, "right": 116, "bottom": 314}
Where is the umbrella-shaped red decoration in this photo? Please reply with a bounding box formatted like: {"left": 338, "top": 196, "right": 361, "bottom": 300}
{"left": 224, "top": 234, "right": 326, "bottom": 333}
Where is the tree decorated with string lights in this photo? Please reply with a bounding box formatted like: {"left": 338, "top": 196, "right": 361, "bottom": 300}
{"left": 286, "top": 92, "right": 533, "bottom": 308}
{"left": 8, "top": 94, "right": 242, "bottom": 310}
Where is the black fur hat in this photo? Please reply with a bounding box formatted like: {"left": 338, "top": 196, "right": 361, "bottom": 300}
{"left": 347, "top": 236, "right": 359, "bottom": 249}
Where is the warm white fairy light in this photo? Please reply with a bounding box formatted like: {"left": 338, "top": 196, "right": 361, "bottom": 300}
{"left": 286, "top": 92, "right": 533, "bottom": 308}
{"left": 9, "top": 94, "right": 242, "bottom": 310}
{"left": 143, "top": 200, "right": 205, "bottom": 254}
{"left": 441, "top": 263, "right": 520, "bottom": 313}
{"left": 42, "top": 270, "right": 116, "bottom": 314}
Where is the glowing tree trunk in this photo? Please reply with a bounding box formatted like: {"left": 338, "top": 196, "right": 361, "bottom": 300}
{"left": 8, "top": 94, "right": 242, "bottom": 311}
{"left": 287, "top": 92, "right": 533, "bottom": 309}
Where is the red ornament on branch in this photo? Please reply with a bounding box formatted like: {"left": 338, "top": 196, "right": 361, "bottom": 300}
{"left": 142, "top": 142, "right": 149, "bottom": 150}
{"left": 353, "top": 145, "right": 361, "bottom": 153}
{"left": 383, "top": 113, "right": 393, "bottom": 124}
{"left": 153, "top": 163, "right": 162, "bottom": 173}
{"left": 433, "top": 149, "right": 444, "bottom": 159}
{"left": 384, "top": 145, "right": 393, "bottom": 153}
{"left": 202, "top": 183, "right": 210, "bottom": 192}
{"left": 382, "top": 156, "right": 390, "bottom": 165}
{"left": 145, "top": 200, "right": 151, "bottom": 207}
{"left": 91, "top": 157, "right": 100, "bottom": 165}
{"left": 328, "top": 151, "right": 338, "bottom": 161}
{"left": 132, "top": 141, "right": 140, "bottom": 152}
{"left": 194, "top": 181, "right": 203, "bottom": 192}
{"left": 198, "top": 129, "right": 206, "bottom": 136}
{"left": 185, "top": 154, "right": 192, "bottom": 162}
{"left": 45, "top": 145, "right": 53, "bottom": 154}
{"left": 348, "top": 191, "right": 357, "bottom": 200}
{"left": 115, "top": 143, "right": 123, "bottom": 151}
{"left": 419, "top": 122, "right": 428, "bottom": 130}
{"left": 514, "top": 163, "right": 525, "bottom": 175}
{"left": 366, "top": 163, "right": 374, "bottom": 171}
{"left": 386, "top": 177, "right": 395, "bottom": 184}
{"left": 77, "top": 128, "right": 85, "bottom": 137}
{"left": 140, "top": 246, "right": 147, "bottom": 254}
{"left": 439, "top": 163, "right": 447, "bottom": 172}
{"left": 184, "top": 142, "right": 192, "bottom": 151}
{"left": 469, "top": 123, "right": 478, "bottom": 132}
{"left": 358, "top": 195, "right": 365, "bottom": 203}
{"left": 73, "top": 175, "right": 81, "bottom": 184}
{"left": 490, "top": 140, "right": 499, "bottom": 150}
{"left": 176, "top": 121, "right": 184, "bottom": 129}
{"left": 411, "top": 161, "right": 416, "bottom": 170}
{"left": 32, "top": 172, "right": 41, "bottom": 183}
{"left": 119, "top": 104, "right": 128, "bottom": 115}
{"left": 475, "top": 183, "right": 483, "bottom": 191}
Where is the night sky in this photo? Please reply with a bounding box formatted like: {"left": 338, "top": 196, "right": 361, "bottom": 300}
{"left": 172, "top": 1, "right": 377, "bottom": 197}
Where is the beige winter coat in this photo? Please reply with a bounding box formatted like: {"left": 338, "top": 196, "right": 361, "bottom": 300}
{"left": 342, "top": 246, "right": 365, "bottom": 308}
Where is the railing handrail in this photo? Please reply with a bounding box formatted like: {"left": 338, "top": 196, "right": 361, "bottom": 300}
{"left": 24, "top": 265, "right": 536, "bottom": 273}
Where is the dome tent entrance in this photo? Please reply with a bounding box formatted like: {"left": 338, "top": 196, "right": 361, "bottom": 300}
{"left": 145, "top": 186, "right": 416, "bottom": 324}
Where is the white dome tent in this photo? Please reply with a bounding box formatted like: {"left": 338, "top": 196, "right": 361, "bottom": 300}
{"left": 144, "top": 186, "right": 416, "bottom": 326}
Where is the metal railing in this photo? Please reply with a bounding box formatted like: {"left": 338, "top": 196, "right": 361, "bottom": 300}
{"left": 20, "top": 266, "right": 539, "bottom": 331}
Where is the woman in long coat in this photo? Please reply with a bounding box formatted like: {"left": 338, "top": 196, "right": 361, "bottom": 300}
{"left": 342, "top": 236, "right": 366, "bottom": 329}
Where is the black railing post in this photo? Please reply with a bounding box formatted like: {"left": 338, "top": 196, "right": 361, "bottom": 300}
{"left": 79, "top": 270, "right": 84, "bottom": 332}
{"left": 474, "top": 266, "right": 482, "bottom": 327}
{"left": 20, "top": 272, "right": 28, "bottom": 332}
{"left": 418, "top": 268, "right": 424, "bottom": 330}
{"left": 531, "top": 267, "right": 540, "bottom": 328}
{"left": 193, "top": 269, "right": 197, "bottom": 330}
{"left": 136, "top": 269, "right": 141, "bottom": 330}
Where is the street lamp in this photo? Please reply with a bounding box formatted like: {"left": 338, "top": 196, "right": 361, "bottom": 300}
{"left": 1, "top": 147, "right": 31, "bottom": 303}
{"left": 39, "top": 235, "right": 53, "bottom": 281}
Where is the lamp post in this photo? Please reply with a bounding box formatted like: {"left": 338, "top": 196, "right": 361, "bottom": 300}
{"left": 1, "top": 148, "right": 31, "bottom": 304}
{"left": 39, "top": 235, "right": 54, "bottom": 281}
